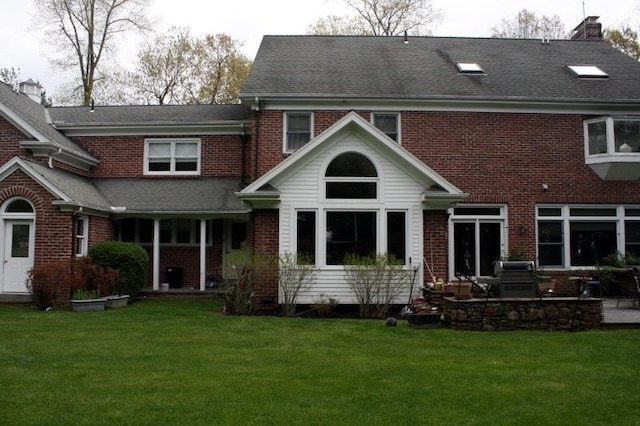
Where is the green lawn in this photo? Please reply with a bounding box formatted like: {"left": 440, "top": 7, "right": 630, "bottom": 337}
{"left": 1, "top": 299, "right": 639, "bottom": 425}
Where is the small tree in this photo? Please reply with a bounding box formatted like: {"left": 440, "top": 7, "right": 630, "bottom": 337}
{"left": 224, "top": 251, "right": 272, "bottom": 315}
{"left": 278, "top": 253, "right": 317, "bottom": 316}
{"left": 344, "top": 254, "right": 411, "bottom": 318}
{"left": 26, "top": 260, "right": 78, "bottom": 310}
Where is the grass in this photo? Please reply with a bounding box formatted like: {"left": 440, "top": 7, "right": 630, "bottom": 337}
{"left": 1, "top": 299, "right": 639, "bottom": 425}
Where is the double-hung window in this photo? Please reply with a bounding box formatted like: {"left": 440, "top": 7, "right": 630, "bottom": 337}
{"left": 75, "top": 216, "right": 88, "bottom": 256}
{"left": 285, "top": 112, "right": 313, "bottom": 153}
{"left": 145, "top": 138, "right": 200, "bottom": 175}
{"left": 372, "top": 113, "right": 400, "bottom": 142}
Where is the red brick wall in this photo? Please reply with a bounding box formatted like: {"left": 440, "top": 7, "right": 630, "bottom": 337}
{"left": 250, "top": 210, "right": 279, "bottom": 308}
{"left": 70, "top": 134, "right": 246, "bottom": 178}
{"left": 423, "top": 210, "right": 449, "bottom": 283}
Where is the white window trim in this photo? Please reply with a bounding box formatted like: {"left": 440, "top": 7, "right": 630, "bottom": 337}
{"left": 283, "top": 112, "right": 314, "bottom": 154}
{"left": 371, "top": 112, "right": 401, "bottom": 144}
{"left": 535, "top": 205, "right": 639, "bottom": 270}
{"left": 144, "top": 138, "right": 201, "bottom": 176}
{"left": 448, "top": 205, "right": 508, "bottom": 279}
{"left": 75, "top": 216, "right": 88, "bottom": 257}
{"left": 584, "top": 116, "right": 640, "bottom": 158}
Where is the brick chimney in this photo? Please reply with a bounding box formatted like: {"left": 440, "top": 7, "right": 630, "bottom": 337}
{"left": 18, "top": 79, "right": 42, "bottom": 103}
{"left": 571, "top": 16, "right": 603, "bottom": 41}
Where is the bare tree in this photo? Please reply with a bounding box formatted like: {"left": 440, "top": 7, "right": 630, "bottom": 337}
{"left": 309, "top": 0, "right": 440, "bottom": 36}
{"left": 605, "top": 26, "right": 640, "bottom": 60}
{"left": 491, "top": 9, "right": 568, "bottom": 39}
{"left": 33, "top": 0, "right": 151, "bottom": 106}
{"left": 0, "top": 67, "right": 21, "bottom": 85}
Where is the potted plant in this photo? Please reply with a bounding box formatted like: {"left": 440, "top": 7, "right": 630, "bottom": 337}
{"left": 70, "top": 288, "right": 106, "bottom": 312}
{"left": 69, "top": 257, "right": 119, "bottom": 311}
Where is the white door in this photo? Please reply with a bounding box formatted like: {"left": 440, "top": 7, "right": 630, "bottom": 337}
{"left": 3, "top": 220, "right": 34, "bottom": 293}
{"left": 223, "top": 221, "right": 249, "bottom": 280}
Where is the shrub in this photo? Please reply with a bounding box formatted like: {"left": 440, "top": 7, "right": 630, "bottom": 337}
{"left": 279, "top": 253, "right": 317, "bottom": 316}
{"left": 89, "top": 241, "right": 149, "bottom": 296}
{"left": 224, "top": 251, "right": 272, "bottom": 315}
{"left": 344, "top": 254, "right": 412, "bottom": 318}
{"left": 311, "top": 293, "right": 339, "bottom": 317}
{"left": 71, "top": 257, "right": 119, "bottom": 298}
{"left": 27, "top": 260, "right": 81, "bottom": 309}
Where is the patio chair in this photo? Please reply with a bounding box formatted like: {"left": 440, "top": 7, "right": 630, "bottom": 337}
{"left": 616, "top": 267, "right": 640, "bottom": 307}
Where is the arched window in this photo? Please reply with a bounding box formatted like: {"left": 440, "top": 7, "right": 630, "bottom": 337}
{"left": 325, "top": 153, "right": 377, "bottom": 199}
{"left": 4, "top": 199, "right": 34, "bottom": 213}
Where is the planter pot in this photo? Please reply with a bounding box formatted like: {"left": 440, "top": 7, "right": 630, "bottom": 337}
{"left": 70, "top": 298, "right": 106, "bottom": 312}
{"left": 451, "top": 282, "right": 472, "bottom": 300}
{"left": 105, "top": 295, "right": 129, "bottom": 309}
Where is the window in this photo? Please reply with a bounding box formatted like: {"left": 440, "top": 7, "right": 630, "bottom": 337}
{"left": 456, "top": 62, "right": 484, "bottom": 74}
{"left": 585, "top": 117, "right": 640, "bottom": 155}
{"left": 537, "top": 206, "right": 640, "bottom": 268}
{"left": 284, "top": 112, "right": 313, "bottom": 153}
{"left": 326, "top": 211, "right": 377, "bottom": 265}
{"left": 325, "top": 153, "right": 377, "bottom": 199}
{"left": 387, "top": 211, "right": 406, "bottom": 263}
{"left": 450, "top": 206, "right": 506, "bottom": 277}
{"left": 567, "top": 65, "right": 608, "bottom": 78}
{"left": 145, "top": 139, "right": 200, "bottom": 175}
{"left": 75, "top": 216, "right": 88, "bottom": 256}
{"left": 297, "top": 211, "right": 316, "bottom": 264}
{"left": 372, "top": 113, "right": 400, "bottom": 142}
{"left": 116, "top": 218, "right": 211, "bottom": 245}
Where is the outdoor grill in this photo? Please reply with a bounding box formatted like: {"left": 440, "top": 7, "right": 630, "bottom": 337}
{"left": 491, "top": 261, "right": 538, "bottom": 298}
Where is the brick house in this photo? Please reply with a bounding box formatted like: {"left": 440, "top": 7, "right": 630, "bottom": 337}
{"left": 1, "top": 17, "right": 640, "bottom": 305}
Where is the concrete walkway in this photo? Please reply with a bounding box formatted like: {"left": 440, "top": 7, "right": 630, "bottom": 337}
{"left": 602, "top": 298, "right": 640, "bottom": 327}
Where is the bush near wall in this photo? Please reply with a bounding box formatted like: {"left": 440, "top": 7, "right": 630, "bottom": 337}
{"left": 89, "top": 241, "right": 149, "bottom": 296}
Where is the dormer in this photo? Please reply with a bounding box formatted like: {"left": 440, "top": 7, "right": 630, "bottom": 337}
{"left": 584, "top": 117, "right": 640, "bottom": 180}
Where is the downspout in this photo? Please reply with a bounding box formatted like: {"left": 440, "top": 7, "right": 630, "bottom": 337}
{"left": 252, "top": 96, "right": 261, "bottom": 182}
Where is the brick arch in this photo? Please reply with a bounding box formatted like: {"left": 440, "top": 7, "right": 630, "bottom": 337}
{"left": 0, "top": 186, "right": 45, "bottom": 214}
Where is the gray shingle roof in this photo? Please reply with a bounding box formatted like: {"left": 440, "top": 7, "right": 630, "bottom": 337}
{"left": 24, "top": 159, "right": 112, "bottom": 211}
{"left": 241, "top": 36, "right": 640, "bottom": 103}
{"left": 0, "top": 82, "right": 97, "bottom": 161}
{"left": 49, "top": 104, "right": 251, "bottom": 127}
{"left": 93, "top": 177, "right": 248, "bottom": 214}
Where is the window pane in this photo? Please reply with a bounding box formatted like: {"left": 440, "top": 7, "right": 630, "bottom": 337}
{"left": 387, "top": 212, "right": 406, "bottom": 264}
{"left": 175, "top": 160, "right": 197, "bottom": 171}
{"left": 297, "top": 211, "right": 316, "bottom": 264}
{"left": 625, "top": 221, "right": 640, "bottom": 258}
{"left": 326, "top": 212, "right": 376, "bottom": 265}
{"left": 374, "top": 114, "right": 398, "bottom": 141}
{"left": 326, "top": 153, "right": 377, "bottom": 177}
{"left": 626, "top": 208, "right": 640, "bottom": 217}
{"left": 288, "top": 114, "right": 310, "bottom": 131}
{"left": 538, "top": 221, "right": 563, "bottom": 267}
{"left": 11, "top": 224, "right": 30, "bottom": 258}
{"left": 175, "top": 142, "right": 197, "bottom": 156}
{"left": 160, "top": 219, "right": 172, "bottom": 243}
{"left": 587, "top": 121, "right": 607, "bottom": 155}
{"left": 570, "top": 208, "right": 616, "bottom": 217}
{"left": 148, "top": 160, "right": 171, "bottom": 171}
{"left": 231, "top": 222, "right": 247, "bottom": 249}
{"left": 149, "top": 142, "right": 171, "bottom": 156}
{"left": 326, "top": 182, "right": 376, "bottom": 199}
{"left": 479, "top": 223, "right": 501, "bottom": 276}
{"left": 6, "top": 199, "right": 33, "bottom": 213}
{"left": 119, "top": 219, "right": 136, "bottom": 242}
{"left": 287, "top": 133, "right": 310, "bottom": 151}
{"left": 176, "top": 219, "right": 191, "bottom": 244}
{"left": 75, "top": 218, "right": 85, "bottom": 236}
{"left": 570, "top": 222, "right": 617, "bottom": 266}
{"left": 139, "top": 219, "right": 153, "bottom": 243}
{"left": 614, "top": 120, "right": 640, "bottom": 152}
{"left": 538, "top": 208, "right": 561, "bottom": 217}
{"left": 453, "top": 207, "right": 501, "bottom": 216}
{"left": 454, "top": 223, "right": 475, "bottom": 276}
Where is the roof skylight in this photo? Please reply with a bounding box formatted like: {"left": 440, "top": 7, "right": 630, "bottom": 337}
{"left": 456, "top": 62, "right": 484, "bottom": 74}
{"left": 567, "top": 65, "right": 609, "bottom": 78}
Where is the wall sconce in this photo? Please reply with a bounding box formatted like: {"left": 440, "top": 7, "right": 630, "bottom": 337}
{"left": 519, "top": 225, "right": 528, "bottom": 235}
{"left": 542, "top": 183, "right": 549, "bottom": 191}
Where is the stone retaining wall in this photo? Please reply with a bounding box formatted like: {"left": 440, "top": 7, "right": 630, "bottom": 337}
{"left": 442, "top": 297, "right": 603, "bottom": 331}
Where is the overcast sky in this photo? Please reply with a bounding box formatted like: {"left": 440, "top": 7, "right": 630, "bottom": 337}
{"left": 0, "top": 0, "right": 638, "bottom": 101}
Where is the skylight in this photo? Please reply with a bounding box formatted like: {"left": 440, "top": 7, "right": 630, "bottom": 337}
{"left": 567, "top": 65, "right": 609, "bottom": 78}
{"left": 456, "top": 62, "right": 484, "bottom": 74}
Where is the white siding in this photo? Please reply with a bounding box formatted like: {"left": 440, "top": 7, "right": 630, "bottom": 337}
{"left": 277, "top": 134, "right": 426, "bottom": 304}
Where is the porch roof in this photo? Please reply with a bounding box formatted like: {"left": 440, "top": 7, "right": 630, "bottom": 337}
{"left": 93, "top": 177, "right": 249, "bottom": 215}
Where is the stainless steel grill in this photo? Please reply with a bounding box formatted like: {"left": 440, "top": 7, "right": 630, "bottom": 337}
{"left": 493, "top": 261, "right": 538, "bottom": 298}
